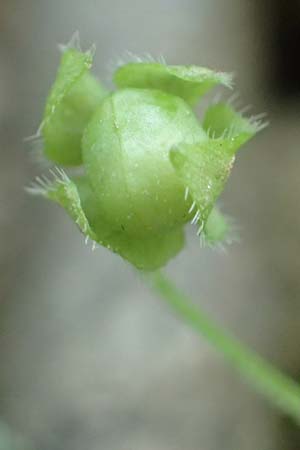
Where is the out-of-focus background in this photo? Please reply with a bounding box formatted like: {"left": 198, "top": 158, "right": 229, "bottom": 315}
{"left": 1, "top": 1, "right": 300, "bottom": 449}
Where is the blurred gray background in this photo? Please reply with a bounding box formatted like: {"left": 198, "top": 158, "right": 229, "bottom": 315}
{"left": 1, "top": 1, "right": 300, "bottom": 449}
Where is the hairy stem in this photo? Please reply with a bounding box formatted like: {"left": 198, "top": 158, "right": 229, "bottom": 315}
{"left": 147, "top": 270, "right": 300, "bottom": 423}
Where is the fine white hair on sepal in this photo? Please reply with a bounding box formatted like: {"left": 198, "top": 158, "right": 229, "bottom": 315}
{"left": 87, "top": 42, "right": 97, "bottom": 58}
{"left": 221, "top": 123, "right": 236, "bottom": 140}
{"left": 206, "top": 127, "right": 219, "bottom": 140}
{"left": 82, "top": 222, "right": 88, "bottom": 234}
{"left": 226, "top": 90, "right": 241, "bottom": 109}
{"left": 213, "top": 94, "right": 269, "bottom": 135}
{"left": 236, "top": 105, "right": 269, "bottom": 133}
{"left": 23, "top": 122, "right": 44, "bottom": 143}
{"left": 25, "top": 175, "right": 53, "bottom": 196}
{"left": 188, "top": 200, "right": 196, "bottom": 214}
{"left": 213, "top": 105, "right": 269, "bottom": 139}
{"left": 184, "top": 186, "right": 189, "bottom": 201}
{"left": 248, "top": 112, "right": 269, "bottom": 132}
{"left": 107, "top": 50, "right": 167, "bottom": 80}
{"left": 25, "top": 166, "right": 70, "bottom": 196}
{"left": 250, "top": 111, "right": 267, "bottom": 121}
{"left": 238, "top": 103, "right": 253, "bottom": 115}
{"left": 58, "top": 30, "right": 81, "bottom": 53}
{"left": 49, "top": 166, "right": 70, "bottom": 183}
{"left": 119, "top": 50, "right": 167, "bottom": 66}
{"left": 196, "top": 221, "right": 204, "bottom": 236}
{"left": 58, "top": 31, "right": 96, "bottom": 58}
{"left": 191, "top": 209, "right": 201, "bottom": 225}
{"left": 83, "top": 236, "right": 98, "bottom": 252}
{"left": 157, "top": 54, "right": 167, "bottom": 65}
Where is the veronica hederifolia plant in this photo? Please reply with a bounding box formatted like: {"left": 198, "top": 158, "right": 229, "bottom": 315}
{"left": 29, "top": 38, "right": 264, "bottom": 270}
{"left": 28, "top": 36, "right": 300, "bottom": 423}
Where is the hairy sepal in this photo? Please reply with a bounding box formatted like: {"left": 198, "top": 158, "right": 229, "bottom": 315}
{"left": 203, "top": 102, "right": 266, "bottom": 152}
{"left": 114, "top": 62, "right": 233, "bottom": 106}
{"left": 42, "top": 48, "right": 107, "bottom": 166}
{"left": 170, "top": 139, "right": 236, "bottom": 233}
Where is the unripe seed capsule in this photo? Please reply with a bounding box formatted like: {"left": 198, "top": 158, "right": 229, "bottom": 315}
{"left": 82, "top": 88, "right": 206, "bottom": 237}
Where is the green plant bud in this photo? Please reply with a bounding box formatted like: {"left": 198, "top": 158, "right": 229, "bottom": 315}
{"left": 82, "top": 88, "right": 206, "bottom": 237}
{"left": 114, "top": 62, "right": 233, "bottom": 106}
{"left": 42, "top": 48, "right": 107, "bottom": 166}
{"left": 29, "top": 46, "right": 265, "bottom": 270}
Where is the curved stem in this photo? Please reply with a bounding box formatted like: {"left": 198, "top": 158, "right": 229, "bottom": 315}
{"left": 147, "top": 270, "right": 300, "bottom": 424}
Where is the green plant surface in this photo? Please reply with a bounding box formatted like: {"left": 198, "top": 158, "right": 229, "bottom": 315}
{"left": 29, "top": 39, "right": 264, "bottom": 270}
{"left": 42, "top": 47, "right": 107, "bottom": 165}
{"left": 114, "top": 62, "right": 233, "bottom": 105}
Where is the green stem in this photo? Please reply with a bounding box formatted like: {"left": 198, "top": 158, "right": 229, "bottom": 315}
{"left": 148, "top": 270, "right": 300, "bottom": 423}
